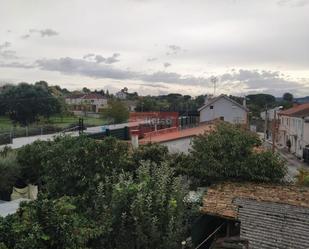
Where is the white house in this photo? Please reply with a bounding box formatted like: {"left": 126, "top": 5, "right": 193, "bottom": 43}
{"left": 115, "top": 91, "right": 128, "bottom": 100}
{"left": 65, "top": 93, "right": 108, "bottom": 113}
{"left": 198, "top": 94, "right": 248, "bottom": 125}
{"left": 260, "top": 106, "right": 282, "bottom": 121}
{"left": 278, "top": 103, "right": 309, "bottom": 158}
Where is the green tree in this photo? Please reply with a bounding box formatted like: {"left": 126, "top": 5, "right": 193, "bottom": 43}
{"left": 1, "top": 82, "right": 61, "bottom": 125}
{"left": 102, "top": 100, "right": 129, "bottom": 123}
{"left": 0, "top": 196, "right": 100, "bottom": 249}
{"left": 17, "top": 140, "right": 51, "bottom": 186}
{"left": 246, "top": 93, "right": 276, "bottom": 118}
{"left": 185, "top": 123, "right": 286, "bottom": 183}
{"left": 94, "top": 162, "right": 190, "bottom": 249}
{"left": 12, "top": 135, "right": 194, "bottom": 249}
{"left": 0, "top": 149, "right": 20, "bottom": 200}
{"left": 82, "top": 87, "right": 91, "bottom": 93}
{"left": 283, "top": 92, "right": 293, "bottom": 102}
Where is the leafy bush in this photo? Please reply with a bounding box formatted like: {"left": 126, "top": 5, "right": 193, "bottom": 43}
{"left": 93, "top": 162, "right": 190, "bottom": 249}
{"left": 296, "top": 168, "right": 309, "bottom": 186}
{"left": 0, "top": 196, "right": 100, "bottom": 249}
{"left": 186, "top": 123, "right": 286, "bottom": 183}
{"left": 17, "top": 140, "right": 51, "bottom": 185}
{"left": 0, "top": 149, "right": 20, "bottom": 200}
{"left": 132, "top": 142, "right": 169, "bottom": 165}
{"left": 10, "top": 135, "right": 193, "bottom": 249}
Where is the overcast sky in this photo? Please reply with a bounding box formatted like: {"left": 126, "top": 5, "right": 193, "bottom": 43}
{"left": 0, "top": 0, "right": 309, "bottom": 96}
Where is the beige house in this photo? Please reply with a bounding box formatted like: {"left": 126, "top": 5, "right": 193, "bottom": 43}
{"left": 278, "top": 103, "right": 309, "bottom": 158}
{"left": 65, "top": 93, "right": 108, "bottom": 113}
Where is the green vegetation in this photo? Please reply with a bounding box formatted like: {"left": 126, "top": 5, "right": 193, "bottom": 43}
{"left": 0, "top": 82, "right": 62, "bottom": 126}
{"left": 296, "top": 168, "right": 309, "bottom": 187}
{"left": 135, "top": 93, "right": 205, "bottom": 112}
{"left": 0, "top": 119, "right": 289, "bottom": 248}
{"left": 177, "top": 123, "right": 287, "bottom": 184}
{"left": 0, "top": 148, "right": 20, "bottom": 200}
{"left": 101, "top": 100, "right": 129, "bottom": 123}
{"left": 0, "top": 137, "right": 194, "bottom": 249}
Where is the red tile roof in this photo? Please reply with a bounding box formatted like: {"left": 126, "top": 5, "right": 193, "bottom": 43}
{"left": 279, "top": 103, "right": 309, "bottom": 117}
{"left": 67, "top": 93, "right": 105, "bottom": 100}
{"left": 139, "top": 124, "right": 214, "bottom": 143}
{"left": 82, "top": 93, "right": 105, "bottom": 99}
{"left": 202, "top": 182, "right": 309, "bottom": 219}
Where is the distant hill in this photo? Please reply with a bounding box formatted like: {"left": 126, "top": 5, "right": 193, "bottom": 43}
{"left": 276, "top": 96, "right": 309, "bottom": 103}
{"left": 295, "top": 96, "right": 309, "bottom": 103}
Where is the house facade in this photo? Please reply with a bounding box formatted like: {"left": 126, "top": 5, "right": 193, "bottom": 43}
{"left": 198, "top": 94, "right": 248, "bottom": 125}
{"left": 115, "top": 91, "right": 127, "bottom": 100}
{"left": 278, "top": 103, "right": 309, "bottom": 158}
{"left": 260, "top": 106, "right": 282, "bottom": 121}
{"left": 65, "top": 93, "right": 108, "bottom": 113}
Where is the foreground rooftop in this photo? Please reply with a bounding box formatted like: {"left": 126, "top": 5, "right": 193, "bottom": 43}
{"left": 202, "top": 182, "right": 309, "bottom": 220}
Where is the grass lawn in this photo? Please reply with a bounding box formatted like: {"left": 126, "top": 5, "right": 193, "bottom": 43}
{"left": 0, "top": 115, "right": 106, "bottom": 134}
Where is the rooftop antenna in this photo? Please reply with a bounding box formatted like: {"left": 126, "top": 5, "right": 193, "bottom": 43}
{"left": 211, "top": 76, "right": 218, "bottom": 96}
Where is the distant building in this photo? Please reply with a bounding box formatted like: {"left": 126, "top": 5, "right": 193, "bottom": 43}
{"left": 122, "top": 100, "right": 137, "bottom": 112}
{"left": 198, "top": 94, "right": 248, "bottom": 125}
{"left": 65, "top": 93, "right": 107, "bottom": 113}
{"left": 115, "top": 91, "right": 128, "bottom": 100}
{"left": 260, "top": 106, "right": 282, "bottom": 121}
{"left": 278, "top": 103, "right": 309, "bottom": 158}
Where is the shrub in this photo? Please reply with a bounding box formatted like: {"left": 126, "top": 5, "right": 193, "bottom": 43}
{"left": 187, "top": 123, "right": 286, "bottom": 183}
{"left": 296, "top": 168, "right": 309, "bottom": 186}
{"left": 0, "top": 196, "right": 100, "bottom": 249}
{"left": 0, "top": 149, "right": 20, "bottom": 200}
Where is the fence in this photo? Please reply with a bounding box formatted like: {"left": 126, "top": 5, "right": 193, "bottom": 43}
{"left": 86, "top": 126, "right": 130, "bottom": 141}
{"left": 0, "top": 125, "right": 78, "bottom": 146}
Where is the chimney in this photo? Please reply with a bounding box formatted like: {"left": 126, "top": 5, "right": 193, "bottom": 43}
{"left": 243, "top": 97, "right": 247, "bottom": 108}
{"left": 131, "top": 130, "right": 139, "bottom": 149}
{"left": 204, "top": 94, "right": 213, "bottom": 105}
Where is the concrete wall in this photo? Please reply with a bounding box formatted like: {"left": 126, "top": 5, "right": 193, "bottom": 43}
{"left": 161, "top": 137, "right": 193, "bottom": 154}
{"left": 200, "top": 97, "right": 247, "bottom": 124}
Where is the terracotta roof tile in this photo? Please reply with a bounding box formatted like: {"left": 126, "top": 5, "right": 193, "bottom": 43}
{"left": 279, "top": 103, "right": 309, "bottom": 117}
{"left": 202, "top": 182, "right": 309, "bottom": 220}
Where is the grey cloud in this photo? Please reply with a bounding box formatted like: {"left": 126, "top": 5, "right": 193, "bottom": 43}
{"left": 95, "top": 55, "right": 106, "bottom": 63}
{"left": 0, "top": 42, "right": 11, "bottom": 50}
{"left": 35, "top": 57, "right": 208, "bottom": 85}
{"left": 163, "top": 62, "right": 171, "bottom": 68}
{"left": 83, "top": 53, "right": 95, "bottom": 59}
{"left": 277, "top": 0, "right": 309, "bottom": 7}
{"left": 219, "top": 69, "right": 307, "bottom": 96}
{"left": 0, "top": 50, "right": 18, "bottom": 59}
{"left": 166, "top": 44, "right": 184, "bottom": 56}
{"left": 83, "top": 53, "right": 120, "bottom": 64}
{"left": 105, "top": 53, "right": 120, "bottom": 64}
{"left": 139, "top": 83, "right": 169, "bottom": 89}
{"left": 16, "top": 56, "right": 307, "bottom": 96}
{"left": 147, "top": 57, "right": 157, "bottom": 62}
{"left": 0, "top": 41, "right": 18, "bottom": 59}
{"left": 0, "top": 61, "right": 35, "bottom": 69}
{"left": 21, "top": 34, "right": 30, "bottom": 39}
{"left": 21, "top": 28, "right": 59, "bottom": 39}
{"left": 30, "top": 28, "right": 59, "bottom": 37}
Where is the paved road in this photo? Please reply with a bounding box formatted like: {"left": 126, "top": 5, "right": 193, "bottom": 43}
{"left": 262, "top": 139, "right": 308, "bottom": 182}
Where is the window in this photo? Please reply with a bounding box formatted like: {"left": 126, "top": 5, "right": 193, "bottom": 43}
{"left": 210, "top": 105, "right": 214, "bottom": 109}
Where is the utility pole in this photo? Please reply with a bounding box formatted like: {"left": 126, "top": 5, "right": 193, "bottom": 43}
{"left": 211, "top": 77, "right": 217, "bottom": 96}
{"left": 272, "top": 110, "right": 277, "bottom": 153}
{"left": 78, "top": 117, "right": 84, "bottom": 135}
{"left": 264, "top": 105, "right": 268, "bottom": 140}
